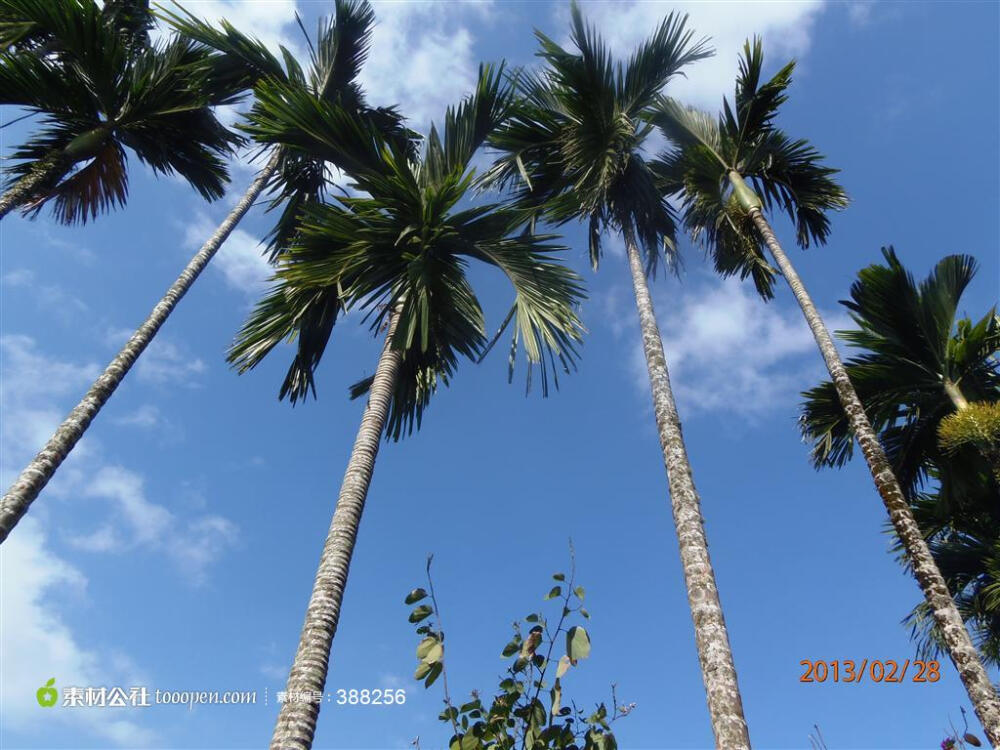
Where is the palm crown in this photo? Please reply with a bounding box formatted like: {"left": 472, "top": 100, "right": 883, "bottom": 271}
{"left": 652, "top": 38, "right": 848, "bottom": 298}
{"left": 0, "top": 0, "right": 240, "bottom": 223}
{"left": 228, "top": 64, "right": 586, "bottom": 439}
{"left": 800, "top": 247, "right": 1000, "bottom": 502}
{"left": 482, "top": 1, "right": 710, "bottom": 273}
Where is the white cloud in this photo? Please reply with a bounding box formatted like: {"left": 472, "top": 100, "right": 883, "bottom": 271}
{"left": 2, "top": 268, "right": 35, "bottom": 286}
{"left": 102, "top": 328, "right": 207, "bottom": 387}
{"left": 847, "top": 1, "right": 874, "bottom": 26}
{"left": 0, "top": 517, "right": 158, "bottom": 746}
{"left": 137, "top": 339, "right": 206, "bottom": 386}
{"left": 83, "top": 467, "right": 174, "bottom": 545}
{"left": 0, "top": 337, "right": 237, "bottom": 583}
{"left": 260, "top": 662, "right": 288, "bottom": 682}
{"left": 0, "top": 334, "right": 100, "bottom": 406}
{"left": 183, "top": 213, "right": 273, "bottom": 295}
{"left": 361, "top": 2, "right": 494, "bottom": 127}
{"left": 112, "top": 404, "right": 162, "bottom": 430}
{"left": 166, "top": 515, "right": 240, "bottom": 583}
{"left": 617, "top": 275, "right": 851, "bottom": 420}
{"left": 553, "top": 0, "right": 826, "bottom": 111}
{"left": 69, "top": 466, "right": 239, "bottom": 584}
{"left": 0, "top": 336, "right": 239, "bottom": 742}
{"left": 0, "top": 335, "right": 102, "bottom": 491}
{"left": 154, "top": 0, "right": 303, "bottom": 60}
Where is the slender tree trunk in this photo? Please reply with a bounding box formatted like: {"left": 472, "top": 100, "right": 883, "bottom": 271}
{"left": 270, "top": 310, "right": 403, "bottom": 750}
{"left": 744, "top": 203, "right": 1000, "bottom": 745}
{"left": 0, "top": 149, "right": 283, "bottom": 544}
{"left": 626, "top": 240, "right": 751, "bottom": 750}
{"left": 0, "top": 153, "right": 72, "bottom": 220}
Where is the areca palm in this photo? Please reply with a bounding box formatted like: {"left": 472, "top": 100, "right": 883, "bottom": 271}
{"left": 231, "top": 64, "right": 584, "bottom": 749}
{"left": 0, "top": 0, "right": 239, "bottom": 221}
{"left": 0, "top": 0, "right": 409, "bottom": 543}
{"left": 801, "top": 248, "right": 1000, "bottom": 668}
{"left": 654, "top": 41, "right": 1000, "bottom": 740}
{"left": 483, "top": 7, "right": 753, "bottom": 748}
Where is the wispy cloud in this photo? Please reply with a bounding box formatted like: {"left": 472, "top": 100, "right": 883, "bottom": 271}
{"left": 103, "top": 329, "right": 208, "bottom": 387}
{"left": 154, "top": 0, "right": 303, "bottom": 59}
{"left": 362, "top": 1, "right": 494, "bottom": 127}
{"left": 0, "top": 336, "right": 237, "bottom": 583}
{"left": 183, "top": 213, "right": 273, "bottom": 296}
{"left": 112, "top": 404, "right": 162, "bottom": 430}
{"left": 0, "top": 518, "right": 159, "bottom": 747}
{"left": 607, "top": 275, "right": 851, "bottom": 421}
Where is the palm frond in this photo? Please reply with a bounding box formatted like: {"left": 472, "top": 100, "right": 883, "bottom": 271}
{"left": 428, "top": 62, "right": 515, "bottom": 181}
{"left": 311, "top": 0, "right": 374, "bottom": 99}
{"left": 743, "top": 128, "right": 847, "bottom": 248}
{"left": 157, "top": 2, "right": 286, "bottom": 99}
{"left": 620, "top": 11, "right": 711, "bottom": 113}
{"left": 241, "top": 77, "right": 391, "bottom": 180}
{"left": 723, "top": 37, "right": 795, "bottom": 155}
{"left": 19, "top": 138, "right": 128, "bottom": 223}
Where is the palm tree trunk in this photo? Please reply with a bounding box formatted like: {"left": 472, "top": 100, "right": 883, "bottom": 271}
{"left": 745, "top": 205, "right": 1000, "bottom": 745}
{"left": 943, "top": 380, "right": 970, "bottom": 411}
{"left": 0, "top": 153, "right": 72, "bottom": 220}
{"left": 0, "top": 149, "right": 282, "bottom": 544}
{"left": 626, "top": 240, "right": 751, "bottom": 750}
{"left": 269, "top": 310, "right": 402, "bottom": 750}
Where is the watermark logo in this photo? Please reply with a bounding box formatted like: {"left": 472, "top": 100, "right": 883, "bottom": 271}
{"left": 36, "top": 678, "right": 58, "bottom": 708}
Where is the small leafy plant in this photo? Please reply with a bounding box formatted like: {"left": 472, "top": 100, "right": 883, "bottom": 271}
{"left": 405, "top": 548, "right": 632, "bottom": 750}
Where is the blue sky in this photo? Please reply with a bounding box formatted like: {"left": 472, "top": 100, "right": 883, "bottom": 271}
{"left": 1, "top": 1, "right": 998, "bottom": 748}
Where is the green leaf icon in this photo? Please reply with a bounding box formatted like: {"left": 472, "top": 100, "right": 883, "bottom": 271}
{"left": 36, "top": 678, "right": 58, "bottom": 707}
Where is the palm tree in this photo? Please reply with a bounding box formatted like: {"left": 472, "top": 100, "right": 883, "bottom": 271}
{"left": 0, "top": 0, "right": 411, "bottom": 543}
{"left": 231, "top": 64, "right": 585, "bottom": 749}
{"left": 654, "top": 41, "right": 1000, "bottom": 741}
{"left": 0, "top": 0, "right": 239, "bottom": 221}
{"left": 801, "top": 247, "right": 1000, "bottom": 668}
{"left": 483, "top": 7, "right": 753, "bottom": 748}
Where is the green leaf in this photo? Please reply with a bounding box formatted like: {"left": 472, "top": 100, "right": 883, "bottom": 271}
{"left": 552, "top": 573, "right": 565, "bottom": 581}
{"left": 550, "top": 677, "right": 562, "bottom": 717}
{"left": 580, "top": 607, "right": 590, "bottom": 619}
{"left": 424, "top": 661, "right": 444, "bottom": 688}
{"left": 414, "top": 662, "right": 432, "bottom": 680}
{"left": 525, "top": 613, "right": 540, "bottom": 623}
{"left": 405, "top": 588, "right": 428, "bottom": 604}
{"left": 545, "top": 586, "right": 562, "bottom": 600}
{"left": 501, "top": 640, "right": 520, "bottom": 658}
{"left": 574, "top": 586, "right": 585, "bottom": 601}
{"left": 409, "top": 604, "right": 433, "bottom": 623}
{"left": 566, "top": 625, "right": 591, "bottom": 664}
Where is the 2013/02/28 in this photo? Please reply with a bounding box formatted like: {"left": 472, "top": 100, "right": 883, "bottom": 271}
{"left": 800, "top": 659, "right": 940, "bottom": 684}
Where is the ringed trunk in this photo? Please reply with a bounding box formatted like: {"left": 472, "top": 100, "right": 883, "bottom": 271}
{"left": 731, "top": 169, "right": 1000, "bottom": 745}
{"left": 0, "top": 149, "right": 283, "bottom": 544}
{"left": 0, "top": 152, "right": 73, "bottom": 220}
{"left": 269, "top": 310, "right": 403, "bottom": 750}
{"left": 626, "top": 240, "right": 751, "bottom": 750}
{"left": 0, "top": 126, "right": 112, "bottom": 221}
